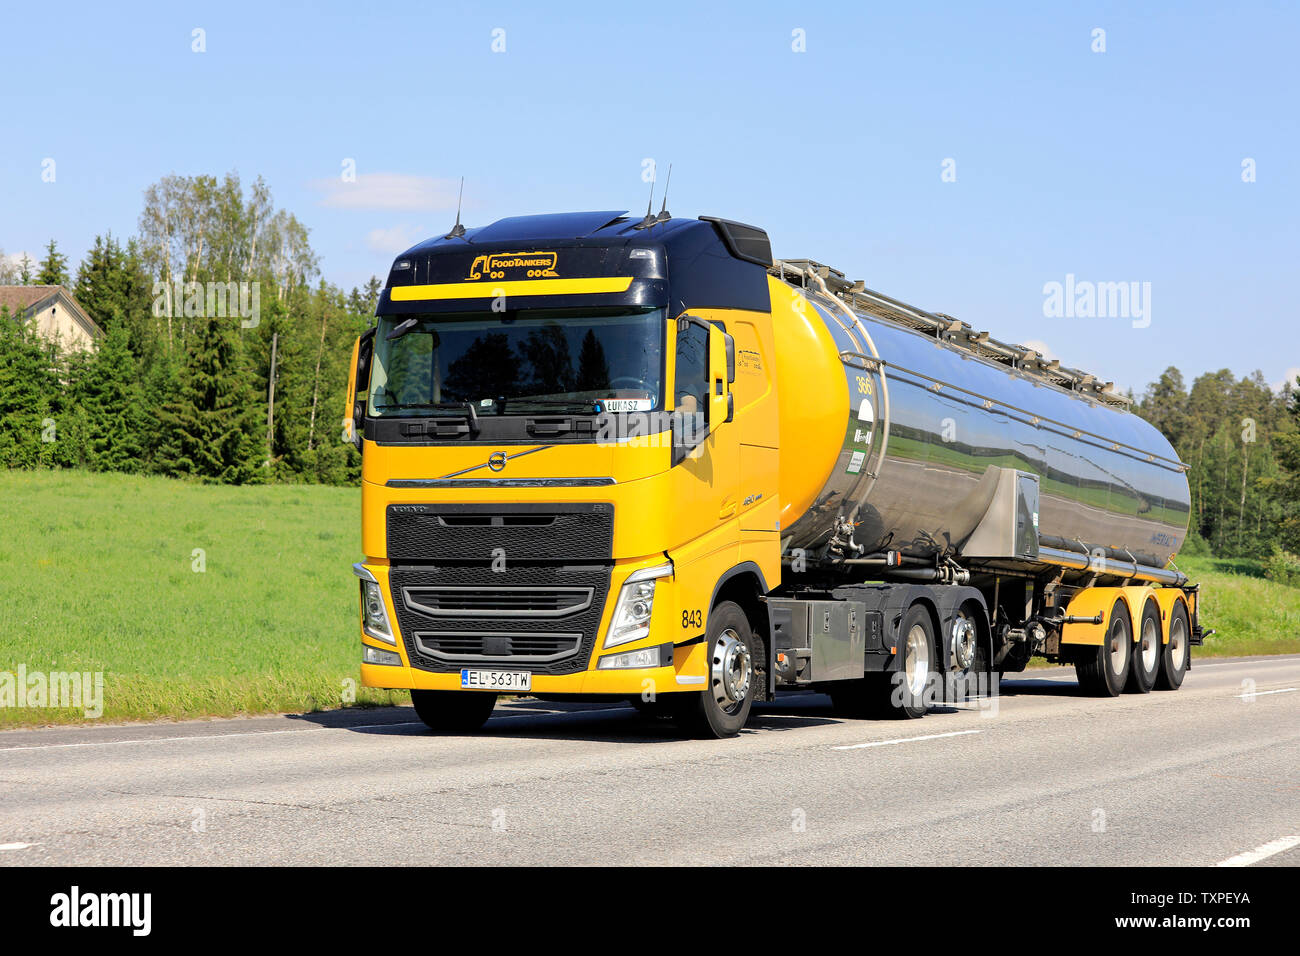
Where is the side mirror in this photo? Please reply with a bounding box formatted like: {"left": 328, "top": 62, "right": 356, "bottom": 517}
{"left": 344, "top": 327, "right": 375, "bottom": 451}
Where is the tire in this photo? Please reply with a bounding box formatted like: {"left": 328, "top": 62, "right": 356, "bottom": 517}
{"left": 410, "top": 689, "right": 497, "bottom": 732}
{"left": 1125, "top": 599, "right": 1161, "bottom": 694}
{"left": 675, "top": 601, "right": 756, "bottom": 738}
{"left": 1155, "top": 601, "right": 1190, "bottom": 690}
{"left": 1074, "top": 599, "right": 1132, "bottom": 697}
{"left": 831, "top": 604, "right": 937, "bottom": 720}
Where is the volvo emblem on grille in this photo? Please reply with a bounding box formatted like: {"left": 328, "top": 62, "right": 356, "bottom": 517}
{"left": 487, "top": 451, "right": 508, "bottom": 472}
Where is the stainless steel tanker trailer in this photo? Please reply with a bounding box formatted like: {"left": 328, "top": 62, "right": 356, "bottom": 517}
{"left": 763, "top": 256, "right": 1202, "bottom": 717}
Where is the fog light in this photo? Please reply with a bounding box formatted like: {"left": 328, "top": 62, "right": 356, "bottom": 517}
{"left": 598, "top": 643, "right": 672, "bottom": 669}
{"left": 362, "top": 644, "right": 402, "bottom": 666}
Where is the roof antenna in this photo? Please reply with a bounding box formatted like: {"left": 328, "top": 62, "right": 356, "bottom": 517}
{"left": 636, "top": 166, "right": 664, "bottom": 229}
{"left": 635, "top": 172, "right": 657, "bottom": 228}
{"left": 656, "top": 164, "right": 672, "bottom": 222}
{"left": 444, "top": 177, "right": 466, "bottom": 239}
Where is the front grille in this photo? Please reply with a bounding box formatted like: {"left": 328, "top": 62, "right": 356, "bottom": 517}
{"left": 390, "top": 563, "right": 612, "bottom": 675}
{"left": 401, "top": 585, "right": 594, "bottom": 617}
{"left": 386, "top": 502, "right": 614, "bottom": 562}
{"left": 413, "top": 631, "right": 583, "bottom": 663}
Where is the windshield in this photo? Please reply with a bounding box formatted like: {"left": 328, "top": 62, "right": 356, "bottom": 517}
{"left": 368, "top": 307, "right": 664, "bottom": 417}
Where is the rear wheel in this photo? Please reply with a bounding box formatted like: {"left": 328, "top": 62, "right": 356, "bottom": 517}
{"left": 1125, "top": 599, "right": 1161, "bottom": 694}
{"left": 410, "top": 689, "right": 497, "bottom": 732}
{"left": 1155, "top": 602, "right": 1190, "bottom": 690}
{"left": 830, "top": 604, "right": 937, "bottom": 720}
{"left": 1074, "top": 599, "right": 1132, "bottom": 697}
{"left": 676, "top": 601, "right": 756, "bottom": 738}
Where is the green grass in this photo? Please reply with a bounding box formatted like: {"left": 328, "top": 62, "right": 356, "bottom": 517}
{"left": 1, "top": 470, "right": 406, "bottom": 728}
{"left": 1, "top": 471, "right": 1295, "bottom": 727}
{"left": 1174, "top": 554, "right": 1300, "bottom": 657}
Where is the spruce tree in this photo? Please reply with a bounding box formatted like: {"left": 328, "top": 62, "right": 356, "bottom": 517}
{"left": 156, "top": 314, "right": 263, "bottom": 483}
{"left": 0, "top": 307, "right": 58, "bottom": 467}
{"left": 36, "top": 239, "right": 70, "bottom": 287}
{"left": 79, "top": 324, "right": 146, "bottom": 471}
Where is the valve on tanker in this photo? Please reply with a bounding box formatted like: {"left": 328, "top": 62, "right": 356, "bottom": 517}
{"left": 826, "top": 517, "right": 864, "bottom": 558}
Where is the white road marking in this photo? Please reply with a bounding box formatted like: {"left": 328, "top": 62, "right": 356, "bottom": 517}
{"left": 0, "top": 843, "right": 38, "bottom": 851}
{"left": 0, "top": 706, "right": 637, "bottom": 753}
{"left": 1216, "top": 835, "right": 1300, "bottom": 867}
{"left": 833, "top": 729, "right": 983, "bottom": 751}
{"left": 1194, "top": 656, "right": 1300, "bottom": 667}
{"left": 1229, "top": 687, "right": 1298, "bottom": 699}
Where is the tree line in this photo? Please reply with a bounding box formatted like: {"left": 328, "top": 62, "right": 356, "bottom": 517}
{"left": 1133, "top": 367, "right": 1300, "bottom": 565}
{"left": 1, "top": 172, "right": 1297, "bottom": 562}
{"left": 0, "top": 171, "right": 381, "bottom": 484}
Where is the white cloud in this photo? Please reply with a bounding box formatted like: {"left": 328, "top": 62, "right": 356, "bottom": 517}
{"left": 365, "top": 225, "right": 426, "bottom": 255}
{"left": 311, "top": 173, "right": 461, "bottom": 212}
{"left": 1274, "top": 366, "right": 1300, "bottom": 395}
{"left": 1, "top": 250, "right": 36, "bottom": 279}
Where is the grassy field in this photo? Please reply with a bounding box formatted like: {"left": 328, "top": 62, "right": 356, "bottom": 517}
{"left": 1174, "top": 554, "right": 1300, "bottom": 657}
{"left": 1, "top": 471, "right": 1297, "bottom": 727}
{"left": 1, "top": 470, "right": 405, "bottom": 728}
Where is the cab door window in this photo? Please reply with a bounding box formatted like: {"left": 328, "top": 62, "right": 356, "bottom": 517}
{"left": 672, "top": 319, "right": 709, "bottom": 459}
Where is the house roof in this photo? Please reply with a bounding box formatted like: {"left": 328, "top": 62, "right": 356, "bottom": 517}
{"left": 0, "top": 285, "right": 103, "bottom": 341}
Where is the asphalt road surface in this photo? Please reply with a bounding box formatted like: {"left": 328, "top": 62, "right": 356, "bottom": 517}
{"left": 2, "top": 655, "right": 1297, "bottom": 866}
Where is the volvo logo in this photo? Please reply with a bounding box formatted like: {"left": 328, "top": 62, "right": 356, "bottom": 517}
{"left": 487, "top": 451, "right": 508, "bottom": 472}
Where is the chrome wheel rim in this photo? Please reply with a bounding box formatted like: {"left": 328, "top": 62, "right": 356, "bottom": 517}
{"left": 951, "top": 614, "right": 976, "bottom": 671}
{"left": 711, "top": 629, "right": 751, "bottom": 713}
{"left": 905, "top": 623, "right": 931, "bottom": 697}
{"left": 1109, "top": 619, "right": 1129, "bottom": 674}
{"left": 1169, "top": 617, "right": 1187, "bottom": 671}
{"left": 1141, "top": 617, "right": 1159, "bottom": 672}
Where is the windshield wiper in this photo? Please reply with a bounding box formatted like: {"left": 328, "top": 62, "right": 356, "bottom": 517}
{"left": 509, "top": 399, "right": 601, "bottom": 413}
{"left": 374, "top": 401, "right": 480, "bottom": 435}
{"left": 385, "top": 319, "right": 440, "bottom": 344}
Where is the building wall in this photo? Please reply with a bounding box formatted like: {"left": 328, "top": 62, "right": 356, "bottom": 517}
{"left": 31, "top": 300, "right": 97, "bottom": 351}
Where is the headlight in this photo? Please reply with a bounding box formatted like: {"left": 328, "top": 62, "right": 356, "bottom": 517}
{"left": 604, "top": 561, "right": 673, "bottom": 648}
{"left": 354, "top": 564, "right": 395, "bottom": 645}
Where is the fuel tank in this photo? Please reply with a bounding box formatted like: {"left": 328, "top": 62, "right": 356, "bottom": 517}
{"left": 768, "top": 270, "right": 1191, "bottom": 570}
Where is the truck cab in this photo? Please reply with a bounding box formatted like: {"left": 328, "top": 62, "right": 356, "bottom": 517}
{"left": 347, "top": 211, "right": 784, "bottom": 736}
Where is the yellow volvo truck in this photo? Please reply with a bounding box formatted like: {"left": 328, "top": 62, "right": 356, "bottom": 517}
{"left": 345, "top": 209, "right": 1206, "bottom": 737}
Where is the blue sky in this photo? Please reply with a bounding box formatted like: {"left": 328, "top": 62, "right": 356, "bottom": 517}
{"left": 2, "top": 0, "right": 1296, "bottom": 395}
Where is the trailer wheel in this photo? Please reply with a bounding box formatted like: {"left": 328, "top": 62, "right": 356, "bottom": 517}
{"left": 1125, "top": 599, "right": 1161, "bottom": 694}
{"left": 1155, "top": 602, "right": 1190, "bottom": 690}
{"left": 410, "top": 690, "right": 497, "bottom": 733}
{"left": 1074, "top": 599, "right": 1132, "bottom": 697}
{"left": 675, "top": 601, "right": 756, "bottom": 738}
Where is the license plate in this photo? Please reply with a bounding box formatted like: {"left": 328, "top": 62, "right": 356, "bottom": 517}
{"left": 460, "top": 669, "right": 532, "bottom": 692}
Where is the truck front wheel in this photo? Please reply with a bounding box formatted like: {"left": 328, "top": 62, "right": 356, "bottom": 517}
{"left": 410, "top": 690, "right": 497, "bottom": 733}
{"left": 676, "top": 601, "right": 756, "bottom": 738}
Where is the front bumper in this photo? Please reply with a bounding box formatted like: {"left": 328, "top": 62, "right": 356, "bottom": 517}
{"left": 356, "top": 559, "right": 709, "bottom": 696}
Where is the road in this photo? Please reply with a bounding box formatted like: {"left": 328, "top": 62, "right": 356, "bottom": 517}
{"left": 1, "top": 655, "right": 1297, "bottom": 866}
